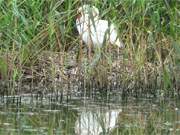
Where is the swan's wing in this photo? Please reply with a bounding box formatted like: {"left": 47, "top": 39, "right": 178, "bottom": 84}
{"left": 90, "top": 20, "right": 109, "bottom": 45}
{"left": 110, "top": 24, "right": 124, "bottom": 48}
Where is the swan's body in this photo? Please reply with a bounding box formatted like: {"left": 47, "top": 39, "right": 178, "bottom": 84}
{"left": 76, "top": 5, "right": 124, "bottom": 48}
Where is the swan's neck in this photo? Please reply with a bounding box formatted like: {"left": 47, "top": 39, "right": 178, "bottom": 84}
{"left": 78, "top": 14, "right": 99, "bottom": 24}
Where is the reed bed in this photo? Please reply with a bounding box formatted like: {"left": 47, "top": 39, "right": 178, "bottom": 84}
{"left": 0, "top": 0, "right": 179, "bottom": 97}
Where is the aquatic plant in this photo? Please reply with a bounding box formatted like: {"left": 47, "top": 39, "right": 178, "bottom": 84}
{"left": 0, "top": 0, "right": 179, "bottom": 97}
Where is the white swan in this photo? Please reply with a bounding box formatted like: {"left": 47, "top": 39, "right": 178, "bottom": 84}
{"left": 76, "top": 5, "right": 124, "bottom": 48}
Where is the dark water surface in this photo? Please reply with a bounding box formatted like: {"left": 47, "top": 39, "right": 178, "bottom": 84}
{"left": 0, "top": 93, "right": 179, "bottom": 135}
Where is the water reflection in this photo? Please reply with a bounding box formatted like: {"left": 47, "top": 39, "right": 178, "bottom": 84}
{"left": 75, "top": 109, "right": 122, "bottom": 135}
{"left": 0, "top": 95, "right": 179, "bottom": 135}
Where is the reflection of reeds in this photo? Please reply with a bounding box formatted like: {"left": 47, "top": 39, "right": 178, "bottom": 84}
{"left": 0, "top": 0, "right": 179, "bottom": 96}
{"left": 0, "top": 96, "right": 178, "bottom": 135}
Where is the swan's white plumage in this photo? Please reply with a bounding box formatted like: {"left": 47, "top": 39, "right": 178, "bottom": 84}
{"left": 76, "top": 5, "right": 124, "bottom": 48}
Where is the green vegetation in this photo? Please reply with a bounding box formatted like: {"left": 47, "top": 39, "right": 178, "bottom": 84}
{"left": 0, "top": 0, "right": 180, "bottom": 96}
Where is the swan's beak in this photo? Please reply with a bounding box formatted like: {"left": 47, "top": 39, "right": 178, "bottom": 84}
{"left": 76, "top": 11, "right": 82, "bottom": 21}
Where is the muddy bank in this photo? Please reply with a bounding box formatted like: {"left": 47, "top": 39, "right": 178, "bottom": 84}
{"left": 0, "top": 50, "right": 179, "bottom": 98}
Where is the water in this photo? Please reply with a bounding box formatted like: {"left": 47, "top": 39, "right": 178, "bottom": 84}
{"left": 0, "top": 93, "right": 179, "bottom": 135}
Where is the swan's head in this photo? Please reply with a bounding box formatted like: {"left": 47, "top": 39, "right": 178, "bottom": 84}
{"left": 77, "top": 5, "right": 99, "bottom": 20}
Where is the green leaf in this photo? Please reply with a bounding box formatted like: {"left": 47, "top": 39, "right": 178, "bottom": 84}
{"left": 0, "top": 57, "right": 8, "bottom": 78}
